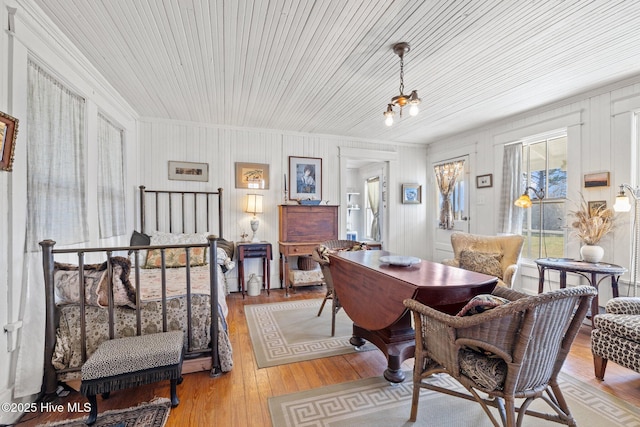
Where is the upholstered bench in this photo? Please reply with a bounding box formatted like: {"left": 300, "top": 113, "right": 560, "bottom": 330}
{"left": 80, "top": 331, "right": 185, "bottom": 425}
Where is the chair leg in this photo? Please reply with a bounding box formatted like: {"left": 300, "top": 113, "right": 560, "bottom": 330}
{"left": 317, "top": 291, "right": 329, "bottom": 316}
{"left": 593, "top": 355, "right": 608, "bottom": 380}
{"left": 503, "top": 397, "right": 516, "bottom": 427}
{"left": 331, "top": 295, "right": 338, "bottom": 337}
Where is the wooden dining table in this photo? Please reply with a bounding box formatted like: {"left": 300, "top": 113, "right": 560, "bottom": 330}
{"left": 328, "top": 250, "right": 498, "bottom": 383}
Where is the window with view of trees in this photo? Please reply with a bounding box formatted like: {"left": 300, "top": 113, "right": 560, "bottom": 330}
{"left": 521, "top": 134, "right": 567, "bottom": 259}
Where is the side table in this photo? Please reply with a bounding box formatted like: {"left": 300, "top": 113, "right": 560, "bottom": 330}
{"left": 535, "top": 258, "right": 626, "bottom": 327}
{"left": 237, "top": 242, "right": 272, "bottom": 298}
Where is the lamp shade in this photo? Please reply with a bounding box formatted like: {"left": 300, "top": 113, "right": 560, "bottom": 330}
{"left": 614, "top": 194, "right": 631, "bottom": 212}
{"left": 245, "top": 194, "right": 264, "bottom": 215}
{"left": 514, "top": 193, "right": 532, "bottom": 208}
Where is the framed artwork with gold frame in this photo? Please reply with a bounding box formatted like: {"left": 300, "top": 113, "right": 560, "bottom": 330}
{"left": 0, "top": 111, "right": 19, "bottom": 172}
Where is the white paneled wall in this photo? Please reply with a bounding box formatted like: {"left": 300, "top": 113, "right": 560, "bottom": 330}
{"left": 138, "top": 119, "right": 429, "bottom": 290}
{"left": 427, "top": 75, "right": 640, "bottom": 299}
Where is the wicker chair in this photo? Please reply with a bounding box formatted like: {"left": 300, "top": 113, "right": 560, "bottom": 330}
{"left": 311, "top": 239, "right": 367, "bottom": 336}
{"left": 591, "top": 297, "right": 640, "bottom": 380}
{"left": 442, "top": 232, "right": 524, "bottom": 287}
{"left": 403, "top": 285, "right": 597, "bottom": 427}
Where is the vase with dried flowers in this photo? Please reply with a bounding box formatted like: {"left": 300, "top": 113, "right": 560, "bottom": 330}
{"left": 570, "top": 196, "right": 615, "bottom": 263}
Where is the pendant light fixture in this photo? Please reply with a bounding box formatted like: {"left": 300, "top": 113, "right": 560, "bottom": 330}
{"left": 384, "top": 42, "right": 421, "bottom": 126}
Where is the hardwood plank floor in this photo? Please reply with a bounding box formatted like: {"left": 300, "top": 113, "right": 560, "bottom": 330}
{"left": 16, "top": 286, "right": 640, "bottom": 426}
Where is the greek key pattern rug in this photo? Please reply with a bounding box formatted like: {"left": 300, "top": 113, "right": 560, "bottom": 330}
{"left": 269, "top": 372, "right": 640, "bottom": 426}
{"left": 245, "top": 299, "right": 373, "bottom": 368}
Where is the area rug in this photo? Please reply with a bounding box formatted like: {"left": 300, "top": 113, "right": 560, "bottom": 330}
{"left": 245, "top": 299, "right": 374, "bottom": 368}
{"left": 37, "top": 398, "right": 171, "bottom": 427}
{"left": 269, "top": 372, "right": 640, "bottom": 426}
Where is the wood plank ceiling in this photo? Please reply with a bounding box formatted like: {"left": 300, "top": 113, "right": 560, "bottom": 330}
{"left": 31, "top": 0, "right": 640, "bottom": 145}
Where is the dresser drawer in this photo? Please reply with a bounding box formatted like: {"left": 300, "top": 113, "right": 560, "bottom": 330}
{"left": 280, "top": 244, "right": 317, "bottom": 256}
{"left": 238, "top": 244, "right": 271, "bottom": 258}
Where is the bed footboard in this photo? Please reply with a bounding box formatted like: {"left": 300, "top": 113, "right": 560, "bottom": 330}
{"left": 40, "top": 237, "right": 227, "bottom": 395}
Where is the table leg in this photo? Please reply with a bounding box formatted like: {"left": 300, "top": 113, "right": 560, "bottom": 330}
{"left": 611, "top": 275, "right": 620, "bottom": 298}
{"left": 262, "top": 256, "right": 271, "bottom": 295}
{"left": 537, "top": 265, "right": 546, "bottom": 293}
{"left": 265, "top": 256, "right": 271, "bottom": 295}
{"left": 239, "top": 260, "right": 245, "bottom": 299}
{"left": 590, "top": 272, "right": 599, "bottom": 328}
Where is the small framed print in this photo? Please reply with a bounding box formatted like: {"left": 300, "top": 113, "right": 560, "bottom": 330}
{"left": 402, "top": 183, "right": 422, "bottom": 204}
{"left": 168, "top": 161, "right": 209, "bottom": 182}
{"left": 588, "top": 200, "right": 607, "bottom": 216}
{"left": 584, "top": 171, "right": 610, "bottom": 188}
{"left": 235, "top": 162, "right": 269, "bottom": 189}
{"left": 476, "top": 174, "right": 493, "bottom": 188}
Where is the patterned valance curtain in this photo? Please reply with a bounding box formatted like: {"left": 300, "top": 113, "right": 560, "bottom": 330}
{"left": 434, "top": 160, "right": 465, "bottom": 229}
{"left": 498, "top": 142, "right": 524, "bottom": 235}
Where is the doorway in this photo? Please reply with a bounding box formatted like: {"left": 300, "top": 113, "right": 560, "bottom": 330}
{"left": 339, "top": 147, "right": 398, "bottom": 248}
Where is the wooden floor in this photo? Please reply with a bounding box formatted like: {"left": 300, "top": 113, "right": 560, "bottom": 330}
{"left": 18, "top": 286, "right": 640, "bottom": 426}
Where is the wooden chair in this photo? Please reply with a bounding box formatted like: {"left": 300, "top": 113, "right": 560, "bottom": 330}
{"left": 312, "top": 239, "right": 367, "bottom": 336}
{"left": 403, "top": 285, "right": 597, "bottom": 427}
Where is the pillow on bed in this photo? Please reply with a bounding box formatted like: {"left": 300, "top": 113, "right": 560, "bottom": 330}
{"left": 54, "top": 256, "right": 136, "bottom": 308}
{"left": 216, "top": 238, "right": 235, "bottom": 260}
{"left": 143, "top": 231, "right": 210, "bottom": 268}
{"left": 144, "top": 247, "right": 207, "bottom": 268}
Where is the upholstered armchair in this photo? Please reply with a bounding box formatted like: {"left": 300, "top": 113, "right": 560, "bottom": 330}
{"left": 404, "top": 285, "right": 597, "bottom": 427}
{"left": 591, "top": 297, "right": 640, "bottom": 380}
{"left": 312, "top": 240, "right": 368, "bottom": 336}
{"left": 442, "top": 232, "right": 524, "bottom": 287}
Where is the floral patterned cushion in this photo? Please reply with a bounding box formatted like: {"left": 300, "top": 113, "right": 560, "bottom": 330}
{"left": 54, "top": 257, "right": 136, "bottom": 308}
{"left": 459, "top": 250, "right": 503, "bottom": 279}
{"left": 459, "top": 349, "right": 507, "bottom": 390}
{"left": 144, "top": 247, "right": 207, "bottom": 268}
{"left": 457, "top": 294, "right": 510, "bottom": 317}
{"left": 144, "top": 231, "right": 211, "bottom": 268}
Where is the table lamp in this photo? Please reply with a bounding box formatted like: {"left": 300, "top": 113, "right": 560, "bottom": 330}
{"left": 245, "top": 194, "right": 264, "bottom": 243}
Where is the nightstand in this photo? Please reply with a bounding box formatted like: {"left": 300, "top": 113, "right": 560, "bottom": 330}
{"left": 237, "top": 242, "right": 272, "bottom": 298}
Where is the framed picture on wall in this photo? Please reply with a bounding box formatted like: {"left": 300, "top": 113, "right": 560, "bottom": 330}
{"left": 402, "top": 183, "right": 422, "bottom": 204}
{"left": 584, "top": 171, "right": 610, "bottom": 188}
{"left": 168, "top": 161, "right": 209, "bottom": 182}
{"left": 235, "top": 162, "right": 269, "bottom": 189}
{"left": 289, "top": 156, "right": 322, "bottom": 200}
{"left": 0, "top": 111, "right": 19, "bottom": 172}
{"left": 476, "top": 174, "right": 493, "bottom": 188}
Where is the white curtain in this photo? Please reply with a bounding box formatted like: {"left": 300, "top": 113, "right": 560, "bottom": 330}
{"left": 15, "top": 61, "right": 86, "bottom": 397}
{"left": 498, "top": 143, "right": 524, "bottom": 235}
{"left": 434, "top": 160, "right": 465, "bottom": 230}
{"left": 367, "top": 177, "right": 381, "bottom": 241}
{"left": 25, "top": 61, "right": 87, "bottom": 250}
{"left": 97, "top": 114, "right": 126, "bottom": 238}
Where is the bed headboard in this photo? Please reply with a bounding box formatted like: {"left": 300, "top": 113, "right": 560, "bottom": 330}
{"left": 139, "top": 185, "right": 224, "bottom": 238}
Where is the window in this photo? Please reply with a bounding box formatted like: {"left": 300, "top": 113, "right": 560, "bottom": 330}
{"left": 364, "top": 176, "right": 381, "bottom": 241}
{"left": 521, "top": 134, "right": 567, "bottom": 259}
{"left": 434, "top": 158, "right": 467, "bottom": 229}
{"left": 26, "top": 60, "right": 87, "bottom": 251}
{"left": 97, "top": 114, "right": 126, "bottom": 238}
